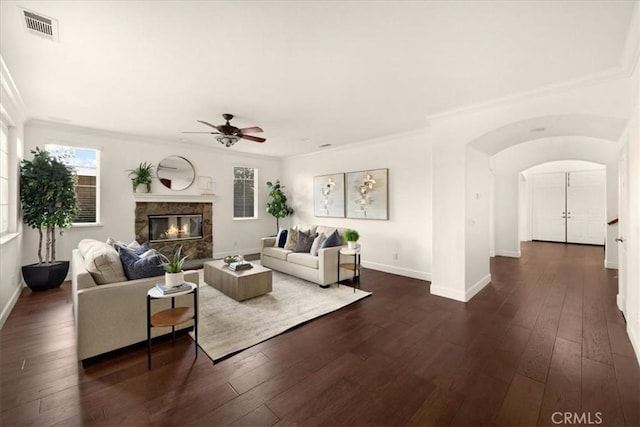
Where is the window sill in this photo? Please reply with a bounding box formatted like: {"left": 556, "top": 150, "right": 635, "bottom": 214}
{"left": 0, "top": 232, "right": 20, "bottom": 246}
{"left": 233, "top": 217, "right": 259, "bottom": 221}
{"left": 71, "top": 223, "right": 104, "bottom": 229}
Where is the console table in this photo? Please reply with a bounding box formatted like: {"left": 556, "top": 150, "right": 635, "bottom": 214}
{"left": 146, "top": 282, "right": 198, "bottom": 369}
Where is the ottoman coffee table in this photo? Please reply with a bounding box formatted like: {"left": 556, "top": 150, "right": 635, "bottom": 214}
{"left": 204, "top": 260, "right": 272, "bottom": 301}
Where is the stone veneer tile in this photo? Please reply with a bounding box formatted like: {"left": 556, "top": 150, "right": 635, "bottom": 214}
{"left": 135, "top": 202, "right": 213, "bottom": 260}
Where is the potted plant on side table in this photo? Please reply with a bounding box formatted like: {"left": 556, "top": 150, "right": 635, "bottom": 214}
{"left": 344, "top": 229, "right": 360, "bottom": 249}
{"left": 128, "top": 161, "right": 154, "bottom": 193}
{"left": 20, "top": 147, "right": 79, "bottom": 291}
{"left": 161, "top": 246, "right": 188, "bottom": 288}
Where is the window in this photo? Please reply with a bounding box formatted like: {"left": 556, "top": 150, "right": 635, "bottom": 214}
{"left": 233, "top": 166, "right": 257, "bottom": 219}
{"left": 0, "top": 121, "right": 8, "bottom": 235}
{"left": 46, "top": 144, "right": 100, "bottom": 225}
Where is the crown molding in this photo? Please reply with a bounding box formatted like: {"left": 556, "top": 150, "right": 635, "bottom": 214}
{"left": 0, "top": 55, "right": 27, "bottom": 122}
{"left": 26, "top": 119, "right": 282, "bottom": 161}
{"left": 621, "top": 1, "right": 640, "bottom": 76}
{"left": 425, "top": 67, "right": 628, "bottom": 122}
{"left": 284, "top": 126, "right": 429, "bottom": 160}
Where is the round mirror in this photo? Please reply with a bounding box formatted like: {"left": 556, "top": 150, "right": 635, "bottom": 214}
{"left": 157, "top": 156, "right": 195, "bottom": 191}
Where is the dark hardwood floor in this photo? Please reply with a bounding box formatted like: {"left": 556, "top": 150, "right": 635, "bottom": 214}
{"left": 1, "top": 242, "right": 638, "bottom": 426}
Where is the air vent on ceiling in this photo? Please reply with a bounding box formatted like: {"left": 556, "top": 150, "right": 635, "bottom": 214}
{"left": 20, "top": 8, "right": 59, "bottom": 41}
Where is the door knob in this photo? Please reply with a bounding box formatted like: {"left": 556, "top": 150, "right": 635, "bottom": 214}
{"left": 616, "top": 237, "right": 624, "bottom": 243}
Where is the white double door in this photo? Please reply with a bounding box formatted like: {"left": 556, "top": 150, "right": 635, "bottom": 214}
{"left": 531, "top": 170, "right": 606, "bottom": 245}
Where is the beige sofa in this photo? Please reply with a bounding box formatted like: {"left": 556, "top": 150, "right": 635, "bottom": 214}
{"left": 71, "top": 239, "right": 198, "bottom": 362}
{"left": 260, "top": 225, "right": 355, "bottom": 286}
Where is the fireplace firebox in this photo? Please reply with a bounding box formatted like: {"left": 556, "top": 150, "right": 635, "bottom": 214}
{"left": 148, "top": 214, "right": 203, "bottom": 243}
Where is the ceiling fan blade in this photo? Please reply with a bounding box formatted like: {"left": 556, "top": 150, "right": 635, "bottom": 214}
{"left": 240, "top": 134, "right": 266, "bottom": 143}
{"left": 182, "top": 131, "right": 220, "bottom": 134}
{"left": 238, "top": 126, "right": 263, "bottom": 134}
{"left": 197, "top": 120, "right": 222, "bottom": 131}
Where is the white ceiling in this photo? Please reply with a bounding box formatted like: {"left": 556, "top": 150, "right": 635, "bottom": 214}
{"left": 0, "top": 1, "right": 636, "bottom": 157}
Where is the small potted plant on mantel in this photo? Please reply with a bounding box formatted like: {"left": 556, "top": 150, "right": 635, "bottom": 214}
{"left": 128, "top": 161, "right": 154, "bottom": 193}
{"left": 161, "top": 246, "right": 188, "bottom": 288}
{"left": 344, "top": 229, "right": 360, "bottom": 249}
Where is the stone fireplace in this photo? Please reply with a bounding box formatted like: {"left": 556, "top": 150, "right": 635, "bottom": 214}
{"left": 135, "top": 200, "right": 213, "bottom": 260}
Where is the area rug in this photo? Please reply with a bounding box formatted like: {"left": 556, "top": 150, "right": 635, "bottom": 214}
{"left": 189, "top": 271, "right": 371, "bottom": 362}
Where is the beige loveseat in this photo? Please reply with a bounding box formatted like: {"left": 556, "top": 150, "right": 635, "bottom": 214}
{"left": 260, "top": 225, "right": 355, "bottom": 286}
{"left": 71, "top": 239, "right": 198, "bottom": 362}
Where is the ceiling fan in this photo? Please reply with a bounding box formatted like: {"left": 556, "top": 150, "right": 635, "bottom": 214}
{"left": 183, "top": 113, "right": 265, "bottom": 147}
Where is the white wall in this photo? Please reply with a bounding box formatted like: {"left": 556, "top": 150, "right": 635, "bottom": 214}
{"left": 282, "top": 130, "right": 432, "bottom": 281}
{"left": 492, "top": 138, "right": 619, "bottom": 265}
{"left": 465, "top": 146, "right": 491, "bottom": 297}
{"left": 430, "top": 76, "right": 630, "bottom": 302}
{"left": 0, "top": 57, "right": 25, "bottom": 328}
{"left": 22, "top": 121, "right": 283, "bottom": 266}
{"left": 618, "top": 39, "right": 640, "bottom": 361}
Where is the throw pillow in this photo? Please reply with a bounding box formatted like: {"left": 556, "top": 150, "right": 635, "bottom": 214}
{"left": 310, "top": 233, "right": 326, "bottom": 256}
{"left": 294, "top": 231, "right": 317, "bottom": 253}
{"left": 321, "top": 229, "right": 342, "bottom": 248}
{"left": 284, "top": 226, "right": 298, "bottom": 250}
{"left": 118, "top": 246, "right": 164, "bottom": 280}
{"left": 275, "top": 229, "right": 288, "bottom": 248}
{"left": 135, "top": 242, "right": 149, "bottom": 255}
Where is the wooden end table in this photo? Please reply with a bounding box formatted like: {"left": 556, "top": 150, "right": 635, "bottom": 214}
{"left": 146, "top": 282, "right": 198, "bottom": 369}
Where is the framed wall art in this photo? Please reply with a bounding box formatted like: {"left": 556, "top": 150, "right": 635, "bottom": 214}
{"left": 346, "top": 168, "right": 388, "bottom": 220}
{"left": 313, "top": 173, "right": 345, "bottom": 217}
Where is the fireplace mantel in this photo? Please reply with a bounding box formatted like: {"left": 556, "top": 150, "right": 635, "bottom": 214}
{"left": 132, "top": 193, "right": 215, "bottom": 203}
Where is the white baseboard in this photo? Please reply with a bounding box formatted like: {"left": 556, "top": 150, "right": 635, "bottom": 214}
{"left": 361, "top": 261, "right": 430, "bottom": 281}
{"left": 430, "top": 274, "right": 491, "bottom": 303}
{"left": 430, "top": 284, "right": 467, "bottom": 302}
{"left": 489, "top": 250, "right": 496, "bottom": 257}
{"left": 617, "top": 294, "right": 626, "bottom": 314}
{"left": 0, "top": 281, "right": 24, "bottom": 329}
{"left": 627, "top": 321, "right": 640, "bottom": 365}
{"left": 605, "top": 260, "right": 619, "bottom": 269}
{"left": 494, "top": 250, "right": 521, "bottom": 258}
{"left": 466, "top": 274, "right": 492, "bottom": 301}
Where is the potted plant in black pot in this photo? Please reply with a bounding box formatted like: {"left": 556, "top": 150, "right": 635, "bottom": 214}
{"left": 266, "top": 180, "right": 294, "bottom": 235}
{"left": 20, "top": 147, "right": 79, "bottom": 291}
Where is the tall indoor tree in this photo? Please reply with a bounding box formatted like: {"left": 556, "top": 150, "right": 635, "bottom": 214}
{"left": 266, "top": 180, "right": 293, "bottom": 234}
{"left": 20, "top": 147, "right": 79, "bottom": 290}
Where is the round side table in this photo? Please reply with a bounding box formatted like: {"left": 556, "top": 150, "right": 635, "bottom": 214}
{"left": 146, "top": 282, "right": 198, "bottom": 369}
{"left": 338, "top": 247, "right": 361, "bottom": 292}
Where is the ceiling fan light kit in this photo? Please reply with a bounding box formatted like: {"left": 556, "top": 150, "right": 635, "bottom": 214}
{"left": 183, "top": 113, "right": 265, "bottom": 148}
{"left": 217, "top": 135, "right": 240, "bottom": 147}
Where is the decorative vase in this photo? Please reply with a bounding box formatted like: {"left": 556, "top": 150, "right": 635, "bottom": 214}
{"left": 165, "top": 271, "right": 184, "bottom": 288}
{"left": 348, "top": 241, "right": 357, "bottom": 249}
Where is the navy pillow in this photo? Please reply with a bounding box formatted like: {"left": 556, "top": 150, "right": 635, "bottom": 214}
{"left": 135, "top": 242, "right": 149, "bottom": 255}
{"left": 118, "top": 247, "right": 164, "bottom": 280}
{"left": 321, "top": 229, "right": 342, "bottom": 248}
{"left": 277, "top": 229, "right": 288, "bottom": 248}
